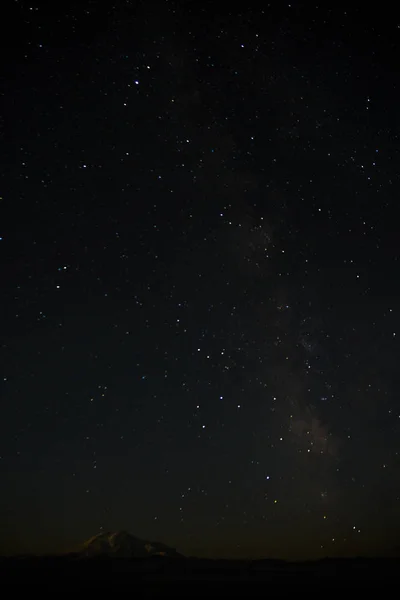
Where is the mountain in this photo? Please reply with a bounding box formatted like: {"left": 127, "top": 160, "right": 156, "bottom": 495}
{"left": 81, "top": 530, "right": 183, "bottom": 558}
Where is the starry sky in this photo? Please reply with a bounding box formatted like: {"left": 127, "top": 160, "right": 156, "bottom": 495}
{"left": 1, "top": 1, "right": 400, "bottom": 560}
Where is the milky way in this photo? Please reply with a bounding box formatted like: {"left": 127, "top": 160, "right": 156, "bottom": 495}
{"left": 1, "top": 2, "right": 399, "bottom": 560}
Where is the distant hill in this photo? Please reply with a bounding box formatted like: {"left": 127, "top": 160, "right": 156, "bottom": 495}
{"left": 81, "top": 530, "right": 183, "bottom": 558}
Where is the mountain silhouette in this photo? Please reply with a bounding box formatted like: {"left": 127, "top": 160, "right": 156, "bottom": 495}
{"left": 81, "top": 530, "right": 183, "bottom": 558}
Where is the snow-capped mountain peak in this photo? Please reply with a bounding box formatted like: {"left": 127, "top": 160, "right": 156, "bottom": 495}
{"left": 82, "top": 530, "right": 182, "bottom": 558}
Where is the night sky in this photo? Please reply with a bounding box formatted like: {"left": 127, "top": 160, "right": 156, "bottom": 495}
{"left": 1, "top": 1, "right": 400, "bottom": 560}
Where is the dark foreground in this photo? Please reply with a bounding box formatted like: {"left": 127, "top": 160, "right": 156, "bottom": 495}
{"left": 1, "top": 555, "right": 398, "bottom": 594}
